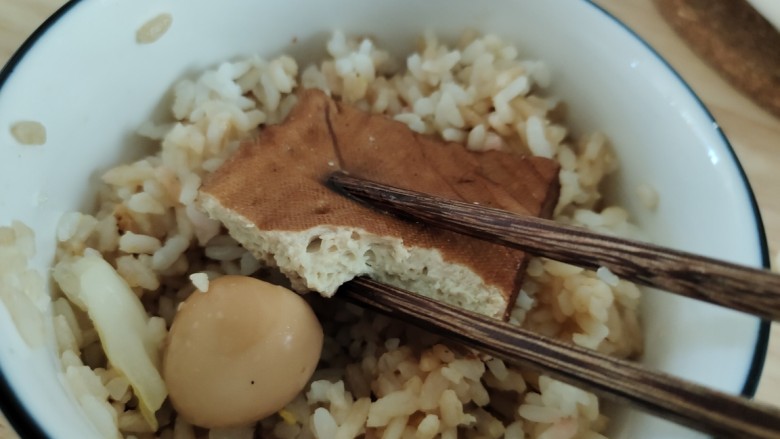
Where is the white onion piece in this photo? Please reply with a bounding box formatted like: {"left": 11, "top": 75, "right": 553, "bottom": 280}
{"left": 53, "top": 254, "right": 167, "bottom": 430}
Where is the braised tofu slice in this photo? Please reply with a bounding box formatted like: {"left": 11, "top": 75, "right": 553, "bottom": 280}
{"left": 199, "top": 89, "right": 560, "bottom": 319}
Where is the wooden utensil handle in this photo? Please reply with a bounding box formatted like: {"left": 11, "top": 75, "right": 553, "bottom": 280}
{"left": 329, "top": 172, "right": 780, "bottom": 321}
{"left": 339, "top": 277, "right": 780, "bottom": 438}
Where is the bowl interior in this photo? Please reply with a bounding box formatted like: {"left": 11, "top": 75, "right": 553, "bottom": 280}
{"left": 0, "top": 0, "right": 766, "bottom": 437}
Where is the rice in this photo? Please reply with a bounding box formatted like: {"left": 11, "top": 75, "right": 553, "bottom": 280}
{"left": 9, "top": 120, "right": 46, "bottom": 146}
{"left": 596, "top": 266, "right": 620, "bottom": 287}
{"left": 136, "top": 13, "right": 173, "bottom": 45}
{"left": 189, "top": 272, "right": 209, "bottom": 292}
{"left": 118, "top": 232, "right": 162, "bottom": 254}
{"left": 636, "top": 183, "right": 659, "bottom": 211}
{"left": 0, "top": 31, "right": 647, "bottom": 438}
{"left": 0, "top": 222, "right": 48, "bottom": 348}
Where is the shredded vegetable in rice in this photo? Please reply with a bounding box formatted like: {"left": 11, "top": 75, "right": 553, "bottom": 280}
{"left": 53, "top": 253, "right": 168, "bottom": 429}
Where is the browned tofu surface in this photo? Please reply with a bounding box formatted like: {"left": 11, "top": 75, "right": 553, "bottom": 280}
{"left": 200, "top": 89, "right": 560, "bottom": 318}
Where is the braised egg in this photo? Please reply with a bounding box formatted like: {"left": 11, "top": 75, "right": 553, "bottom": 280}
{"left": 163, "top": 275, "right": 323, "bottom": 428}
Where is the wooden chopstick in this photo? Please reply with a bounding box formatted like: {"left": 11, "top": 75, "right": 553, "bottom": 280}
{"left": 338, "top": 277, "right": 780, "bottom": 439}
{"left": 329, "top": 171, "right": 780, "bottom": 321}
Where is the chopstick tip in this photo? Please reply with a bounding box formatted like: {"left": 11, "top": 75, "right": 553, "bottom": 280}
{"left": 327, "top": 170, "right": 361, "bottom": 201}
{"left": 327, "top": 170, "right": 352, "bottom": 189}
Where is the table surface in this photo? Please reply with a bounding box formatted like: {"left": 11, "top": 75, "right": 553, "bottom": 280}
{"left": 1, "top": 0, "right": 778, "bottom": 437}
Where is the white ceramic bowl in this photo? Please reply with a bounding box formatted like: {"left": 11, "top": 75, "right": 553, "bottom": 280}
{"left": 0, "top": 0, "right": 770, "bottom": 437}
{"left": 747, "top": 0, "right": 780, "bottom": 31}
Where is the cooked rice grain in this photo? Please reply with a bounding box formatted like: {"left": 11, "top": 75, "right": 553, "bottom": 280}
{"left": 636, "top": 183, "right": 660, "bottom": 211}
{"left": 10, "top": 120, "right": 46, "bottom": 146}
{"left": 189, "top": 272, "right": 209, "bottom": 292}
{"left": 136, "top": 13, "right": 173, "bottom": 45}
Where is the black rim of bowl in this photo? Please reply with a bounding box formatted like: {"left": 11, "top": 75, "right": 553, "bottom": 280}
{"left": 0, "top": 0, "right": 770, "bottom": 437}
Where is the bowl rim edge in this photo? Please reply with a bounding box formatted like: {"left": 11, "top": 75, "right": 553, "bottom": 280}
{"left": 0, "top": 0, "right": 770, "bottom": 437}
